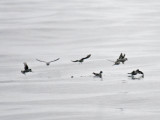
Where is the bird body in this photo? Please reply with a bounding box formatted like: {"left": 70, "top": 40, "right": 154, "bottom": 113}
{"left": 117, "top": 58, "right": 128, "bottom": 64}
{"left": 93, "top": 71, "right": 103, "bottom": 78}
{"left": 108, "top": 53, "right": 127, "bottom": 65}
{"left": 128, "top": 70, "right": 137, "bottom": 76}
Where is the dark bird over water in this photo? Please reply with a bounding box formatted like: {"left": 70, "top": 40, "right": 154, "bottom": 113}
{"left": 107, "top": 53, "right": 127, "bottom": 65}
{"left": 36, "top": 58, "right": 60, "bottom": 66}
{"left": 128, "top": 69, "right": 144, "bottom": 79}
{"left": 21, "top": 62, "right": 32, "bottom": 74}
{"left": 72, "top": 54, "right": 91, "bottom": 63}
{"left": 117, "top": 53, "right": 128, "bottom": 64}
{"left": 93, "top": 71, "right": 103, "bottom": 78}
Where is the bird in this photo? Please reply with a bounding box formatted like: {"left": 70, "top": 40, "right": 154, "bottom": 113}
{"left": 21, "top": 62, "right": 32, "bottom": 74}
{"left": 128, "top": 69, "right": 144, "bottom": 79}
{"left": 117, "top": 53, "right": 128, "bottom": 64}
{"left": 36, "top": 58, "right": 60, "bottom": 66}
{"left": 72, "top": 54, "right": 91, "bottom": 63}
{"left": 107, "top": 53, "right": 127, "bottom": 65}
{"left": 93, "top": 71, "right": 103, "bottom": 78}
{"left": 117, "top": 58, "right": 128, "bottom": 64}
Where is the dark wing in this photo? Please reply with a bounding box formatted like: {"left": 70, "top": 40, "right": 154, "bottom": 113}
{"left": 122, "top": 54, "right": 125, "bottom": 59}
{"left": 119, "top": 53, "right": 123, "bottom": 59}
{"left": 82, "top": 54, "right": 91, "bottom": 60}
{"left": 24, "top": 63, "right": 29, "bottom": 70}
{"left": 50, "top": 58, "right": 60, "bottom": 63}
{"left": 93, "top": 72, "right": 98, "bottom": 76}
{"left": 36, "top": 59, "right": 47, "bottom": 63}
{"left": 72, "top": 60, "right": 79, "bottom": 62}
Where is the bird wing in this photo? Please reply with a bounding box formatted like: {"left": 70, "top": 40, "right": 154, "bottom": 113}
{"left": 72, "top": 60, "right": 79, "bottom": 62}
{"left": 122, "top": 54, "right": 125, "bottom": 59}
{"left": 24, "top": 63, "right": 29, "bottom": 70}
{"left": 36, "top": 59, "right": 47, "bottom": 63}
{"left": 119, "top": 53, "right": 123, "bottom": 59}
{"left": 82, "top": 54, "right": 91, "bottom": 60}
{"left": 50, "top": 58, "right": 60, "bottom": 63}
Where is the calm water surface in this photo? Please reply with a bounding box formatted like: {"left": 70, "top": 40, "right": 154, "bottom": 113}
{"left": 0, "top": 0, "right": 160, "bottom": 120}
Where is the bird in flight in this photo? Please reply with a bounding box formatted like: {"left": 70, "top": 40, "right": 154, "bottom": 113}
{"left": 107, "top": 53, "right": 127, "bottom": 65}
{"left": 21, "top": 62, "right": 32, "bottom": 74}
{"left": 117, "top": 53, "right": 128, "bottom": 64}
{"left": 36, "top": 58, "right": 60, "bottom": 66}
{"left": 72, "top": 54, "right": 91, "bottom": 63}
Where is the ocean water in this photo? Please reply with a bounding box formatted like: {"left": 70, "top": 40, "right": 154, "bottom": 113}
{"left": 0, "top": 0, "right": 160, "bottom": 120}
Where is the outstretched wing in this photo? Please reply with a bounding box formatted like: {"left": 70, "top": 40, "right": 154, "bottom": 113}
{"left": 119, "top": 53, "right": 123, "bottom": 59}
{"left": 122, "top": 54, "right": 125, "bottom": 59}
{"left": 82, "top": 54, "right": 91, "bottom": 60}
{"left": 72, "top": 60, "right": 79, "bottom": 62}
{"left": 50, "top": 58, "right": 60, "bottom": 63}
{"left": 24, "top": 63, "right": 28, "bottom": 70}
{"left": 36, "top": 59, "right": 47, "bottom": 63}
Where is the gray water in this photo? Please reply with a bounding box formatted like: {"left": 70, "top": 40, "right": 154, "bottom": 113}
{"left": 0, "top": 0, "right": 160, "bottom": 120}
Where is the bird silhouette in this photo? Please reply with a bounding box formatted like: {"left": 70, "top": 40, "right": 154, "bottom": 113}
{"left": 21, "top": 62, "right": 32, "bottom": 74}
{"left": 108, "top": 53, "right": 127, "bottom": 65}
{"left": 117, "top": 53, "right": 128, "bottom": 64}
{"left": 36, "top": 58, "right": 60, "bottom": 66}
{"left": 128, "top": 69, "right": 144, "bottom": 79}
{"left": 72, "top": 54, "right": 91, "bottom": 63}
{"left": 93, "top": 71, "right": 103, "bottom": 78}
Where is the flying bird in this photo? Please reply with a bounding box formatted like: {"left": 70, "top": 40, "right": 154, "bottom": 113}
{"left": 36, "top": 58, "right": 60, "bottom": 66}
{"left": 107, "top": 53, "right": 127, "bottom": 65}
{"left": 117, "top": 53, "right": 128, "bottom": 64}
{"left": 72, "top": 54, "right": 91, "bottom": 63}
{"left": 93, "top": 71, "right": 103, "bottom": 78}
{"left": 21, "top": 62, "right": 32, "bottom": 74}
